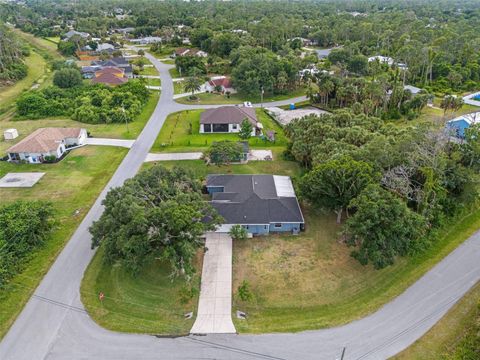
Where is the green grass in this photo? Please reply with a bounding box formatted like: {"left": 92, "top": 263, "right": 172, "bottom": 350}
{"left": 138, "top": 66, "right": 159, "bottom": 76}
{"left": 150, "top": 108, "right": 287, "bottom": 152}
{"left": 169, "top": 68, "right": 181, "bottom": 78}
{"left": 145, "top": 78, "right": 161, "bottom": 87}
{"left": 175, "top": 87, "right": 306, "bottom": 105}
{"left": 161, "top": 59, "right": 175, "bottom": 65}
{"left": 0, "top": 146, "right": 128, "bottom": 339}
{"left": 80, "top": 246, "right": 200, "bottom": 335}
{"left": 0, "top": 92, "right": 159, "bottom": 154}
{"left": 173, "top": 80, "right": 185, "bottom": 94}
{"left": 230, "top": 202, "right": 480, "bottom": 333}
{"left": 144, "top": 156, "right": 303, "bottom": 179}
{"left": 0, "top": 51, "right": 47, "bottom": 111}
{"left": 44, "top": 37, "right": 60, "bottom": 45}
{"left": 394, "top": 281, "right": 480, "bottom": 359}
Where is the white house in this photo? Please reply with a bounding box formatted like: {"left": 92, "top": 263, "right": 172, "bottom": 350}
{"left": 204, "top": 76, "right": 236, "bottom": 94}
{"left": 7, "top": 128, "right": 87, "bottom": 164}
{"left": 368, "top": 55, "right": 394, "bottom": 66}
{"left": 199, "top": 106, "right": 260, "bottom": 136}
{"left": 3, "top": 128, "right": 18, "bottom": 140}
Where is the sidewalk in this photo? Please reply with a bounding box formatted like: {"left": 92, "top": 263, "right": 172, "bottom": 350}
{"left": 190, "top": 233, "right": 236, "bottom": 334}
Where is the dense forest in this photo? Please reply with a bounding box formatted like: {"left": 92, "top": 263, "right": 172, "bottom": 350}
{"left": 0, "top": 23, "right": 28, "bottom": 85}
{"left": 3, "top": 0, "right": 480, "bottom": 95}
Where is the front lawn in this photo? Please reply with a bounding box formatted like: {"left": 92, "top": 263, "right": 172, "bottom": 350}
{"left": 81, "top": 247, "right": 201, "bottom": 335}
{"left": 0, "top": 92, "right": 159, "bottom": 154}
{"left": 150, "top": 108, "right": 287, "bottom": 152}
{"left": 175, "top": 87, "right": 306, "bottom": 105}
{"left": 169, "top": 68, "right": 181, "bottom": 78}
{"left": 173, "top": 80, "right": 186, "bottom": 94}
{"left": 231, "top": 203, "right": 480, "bottom": 333}
{"left": 138, "top": 66, "right": 159, "bottom": 76}
{"left": 0, "top": 146, "right": 128, "bottom": 339}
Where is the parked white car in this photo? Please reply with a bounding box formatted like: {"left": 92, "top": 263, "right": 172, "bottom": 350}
{"left": 243, "top": 101, "right": 253, "bottom": 107}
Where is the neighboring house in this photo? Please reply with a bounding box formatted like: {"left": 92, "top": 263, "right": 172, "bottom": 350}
{"left": 199, "top": 106, "right": 260, "bottom": 135}
{"left": 63, "top": 30, "right": 90, "bottom": 40}
{"left": 204, "top": 76, "right": 236, "bottom": 94}
{"left": 298, "top": 67, "right": 333, "bottom": 78}
{"left": 91, "top": 57, "right": 133, "bottom": 78}
{"left": 206, "top": 174, "right": 305, "bottom": 235}
{"left": 446, "top": 111, "right": 480, "bottom": 138}
{"left": 368, "top": 55, "right": 394, "bottom": 65}
{"left": 81, "top": 65, "right": 102, "bottom": 79}
{"left": 315, "top": 46, "right": 341, "bottom": 59}
{"left": 172, "top": 47, "right": 208, "bottom": 58}
{"left": 130, "top": 36, "right": 163, "bottom": 44}
{"left": 91, "top": 66, "right": 128, "bottom": 86}
{"left": 404, "top": 85, "right": 423, "bottom": 95}
{"left": 7, "top": 128, "right": 87, "bottom": 164}
{"left": 114, "top": 27, "right": 135, "bottom": 35}
{"left": 96, "top": 43, "right": 115, "bottom": 52}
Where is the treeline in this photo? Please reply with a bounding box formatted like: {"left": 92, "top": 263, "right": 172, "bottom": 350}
{"left": 0, "top": 201, "right": 54, "bottom": 287}
{"left": 0, "top": 23, "right": 29, "bottom": 84}
{"left": 286, "top": 111, "right": 478, "bottom": 268}
{"left": 16, "top": 79, "right": 150, "bottom": 124}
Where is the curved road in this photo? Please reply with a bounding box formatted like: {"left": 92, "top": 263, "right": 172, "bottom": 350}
{"left": 1, "top": 54, "right": 479, "bottom": 360}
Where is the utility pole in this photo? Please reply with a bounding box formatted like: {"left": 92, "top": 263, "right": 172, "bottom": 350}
{"left": 261, "top": 85, "right": 264, "bottom": 108}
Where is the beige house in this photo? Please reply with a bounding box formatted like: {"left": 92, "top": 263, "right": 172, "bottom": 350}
{"left": 7, "top": 128, "right": 87, "bottom": 164}
{"left": 199, "top": 106, "right": 260, "bottom": 136}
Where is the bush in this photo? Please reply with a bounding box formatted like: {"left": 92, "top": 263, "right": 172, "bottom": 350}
{"left": 53, "top": 68, "right": 83, "bottom": 88}
{"left": 237, "top": 280, "right": 253, "bottom": 302}
{"left": 229, "top": 225, "right": 248, "bottom": 240}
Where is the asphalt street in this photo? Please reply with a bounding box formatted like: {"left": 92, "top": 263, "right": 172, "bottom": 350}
{"left": 0, "top": 52, "right": 479, "bottom": 360}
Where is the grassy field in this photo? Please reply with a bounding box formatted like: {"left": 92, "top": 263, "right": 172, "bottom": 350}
{"left": 0, "top": 146, "right": 128, "bottom": 339}
{"left": 173, "top": 80, "right": 185, "bottom": 94}
{"left": 0, "top": 51, "right": 48, "bottom": 111}
{"left": 150, "top": 108, "right": 287, "bottom": 152}
{"left": 394, "top": 281, "right": 480, "bottom": 359}
{"left": 139, "top": 66, "right": 159, "bottom": 76}
{"left": 230, "top": 202, "right": 480, "bottom": 333}
{"left": 0, "top": 92, "right": 159, "bottom": 154}
{"left": 169, "top": 68, "right": 181, "bottom": 78}
{"left": 145, "top": 78, "right": 161, "bottom": 87}
{"left": 175, "top": 87, "right": 306, "bottom": 105}
{"left": 80, "top": 247, "right": 201, "bottom": 335}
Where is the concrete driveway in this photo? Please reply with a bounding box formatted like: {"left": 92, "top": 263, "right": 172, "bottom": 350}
{"left": 144, "top": 152, "right": 202, "bottom": 162}
{"left": 84, "top": 138, "right": 135, "bottom": 148}
{"left": 190, "top": 233, "right": 236, "bottom": 334}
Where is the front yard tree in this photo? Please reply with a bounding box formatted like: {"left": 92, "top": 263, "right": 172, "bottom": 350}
{"left": 238, "top": 118, "right": 253, "bottom": 139}
{"left": 184, "top": 76, "right": 202, "bottom": 99}
{"left": 345, "top": 184, "right": 425, "bottom": 269}
{"left": 300, "top": 156, "right": 378, "bottom": 223}
{"left": 203, "top": 141, "right": 243, "bottom": 165}
{"left": 90, "top": 166, "right": 221, "bottom": 279}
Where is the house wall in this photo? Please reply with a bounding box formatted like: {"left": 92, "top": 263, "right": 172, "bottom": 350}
{"left": 446, "top": 119, "right": 470, "bottom": 138}
{"left": 269, "top": 222, "right": 302, "bottom": 233}
{"left": 242, "top": 224, "right": 270, "bottom": 235}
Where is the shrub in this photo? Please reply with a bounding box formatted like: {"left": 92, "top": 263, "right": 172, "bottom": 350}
{"left": 237, "top": 280, "right": 253, "bottom": 302}
{"left": 229, "top": 224, "right": 248, "bottom": 240}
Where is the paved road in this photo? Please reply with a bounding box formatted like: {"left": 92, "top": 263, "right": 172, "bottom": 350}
{"left": 1, "top": 52, "right": 480, "bottom": 360}
{"left": 190, "top": 233, "right": 236, "bottom": 334}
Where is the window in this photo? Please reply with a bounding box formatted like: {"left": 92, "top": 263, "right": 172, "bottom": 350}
{"left": 203, "top": 124, "right": 211, "bottom": 132}
{"left": 232, "top": 124, "right": 237, "bottom": 130}
{"left": 213, "top": 123, "right": 229, "bottom": 132}
{"left": 274, "top": 223, "right": 282, "bottom": 228}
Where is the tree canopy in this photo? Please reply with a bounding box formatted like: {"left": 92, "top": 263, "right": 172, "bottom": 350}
{"left": 90, "top": 165, "right": 222, "bottom": 278}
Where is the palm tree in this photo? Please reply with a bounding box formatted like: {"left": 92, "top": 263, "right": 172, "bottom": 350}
{"left": 184, "top": 76, "right": 202, "bottom": 99}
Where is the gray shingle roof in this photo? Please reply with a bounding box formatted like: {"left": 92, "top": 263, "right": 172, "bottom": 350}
{"left": 200, "top": 106, "right": 257, "bottom": 126}
{"left": 207, "top": 175, "right": 304, "bottom": 224}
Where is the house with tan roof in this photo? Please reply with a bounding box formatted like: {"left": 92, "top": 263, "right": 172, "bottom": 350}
{"left": 172, "top": 47, "right": 208, "bottom": 58}
{"left": 199, "top": 106, "right": 261, "bottom": 136}
{"left": 91, "top": 66, "right": 128, "bottom": 86}
{"left": 7, "top": 128, "right": 87, "bottom": 164}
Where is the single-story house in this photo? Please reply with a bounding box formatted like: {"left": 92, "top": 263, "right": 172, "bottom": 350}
{"left": 199, "top": 106, "right": 261, "bottom": 136}
{"left": 446, "top": 111, "right": 480, "bottom": 138}
{"left": 92, "top": 57, "right": 133, "bottom": 78}
{"left": 91, "top": 67, "right": 128, "bottom": 86}
{"left": 204, "top": 76, "right": 236, "bottom": 94}
{"left": 403, "top": 85, "right": 423, "bottom": 95}
{"left": 63, "top": 30, "right": 90, "bottom": 40}
{"left": 81, "top": 65, "right": 102, "bottom": 79}
{"left": 7, "top": 128, "right": 87, "bottom": 164}
{"left": 96, "top": 43, "right": 115, "bottom": 52}
{"left": 131, "top": 36, "right": 163, "bottom": 44}
{"left": 172, "top": 48, "right": 208, "bottom": 58}
{"left": 206, "top": 174, "right": 305, "bottom": 235}
{"left": 368, "top": 55, "right": 394, "bottom": 65}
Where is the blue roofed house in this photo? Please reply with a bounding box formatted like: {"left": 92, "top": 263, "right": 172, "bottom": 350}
{"left": 206, "top": 174, "right": 304, "bottom": 236}
{"left": 446, "top": 111, "right": 480, "bottom": 138}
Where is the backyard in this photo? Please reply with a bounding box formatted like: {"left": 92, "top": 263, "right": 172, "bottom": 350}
{"left": 150, "top": 108, "right": 287, "bottom": 152}
{"left": 0, "top": 146, "right": 128, "bottom": 339}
